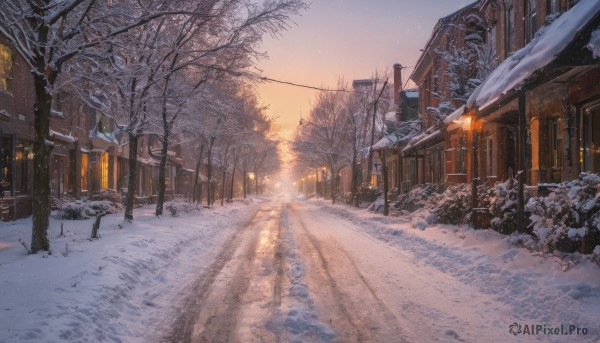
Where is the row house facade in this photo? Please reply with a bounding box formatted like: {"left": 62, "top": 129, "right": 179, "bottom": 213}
{"left": 388, "top": 0, "right": 600, "bottom": 198}
{"left": 404, "top": 2, "right": 486, "bottom": 189}
{"left": 0, "top": 36, "right": 198, "bottom": 220}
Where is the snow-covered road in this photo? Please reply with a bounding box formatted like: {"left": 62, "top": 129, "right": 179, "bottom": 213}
{"left": 163, "top": 195, "right": 600, "bottom": 342}
{"left": 1, "top": 194, "right": 599, "bottom": 342}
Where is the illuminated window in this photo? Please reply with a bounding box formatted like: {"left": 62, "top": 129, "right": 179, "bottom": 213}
{"left": 0, "top": 44, "right": 14, "bottom": 94}
{"left": 100, "top": 153, "right": 109, "bottom": 189}
{"left": 81, "top": 153, "right": 88, "bottom": 191}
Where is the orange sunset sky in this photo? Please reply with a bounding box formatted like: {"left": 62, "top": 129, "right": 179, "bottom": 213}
{"left": 255, "top": 0, "right": 474, "bottom": 139}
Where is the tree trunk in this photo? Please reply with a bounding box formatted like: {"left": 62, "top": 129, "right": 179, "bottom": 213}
{"left": 382, "top": 149, "right": 389, "bottom": 216}
{"left": 207, "top": 136, "right": 215, "bottom": 207}
{"left": 350, "top": 148, "right": 359, "bottom": 207}
{"left": 220, "top": 169, "right": 226, "bottom": 206}
{"left": 193, "top": 145, "right": 204, "bottom": 203}
{"left": 243, "top": 164, "right": 247, "bottom": 198}
{"left": 124, "top": 133, "right": 140, "bottom": 221}
{"left": 30, "top": 75, "right": 53, "bottom": 253}
{"left": 155, "top": 133, "right": 169, "bottom": 216}
{"left": 229, "top": 163, "right": 236, "bottom": 201}
{"left": 331, "top": 168, "right": 336, "bottom": 204}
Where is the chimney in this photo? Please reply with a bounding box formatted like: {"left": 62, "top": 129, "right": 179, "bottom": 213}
{"left": 393, "top": 63, "right": 402, "bottom": 106}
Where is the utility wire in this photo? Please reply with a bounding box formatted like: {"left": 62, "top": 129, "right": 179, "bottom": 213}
{"left": 258, "top": 76, "right": 358, "bottom": 93}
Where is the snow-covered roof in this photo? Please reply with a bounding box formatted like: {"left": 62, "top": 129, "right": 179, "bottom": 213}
{"left": 404, "top": 89, "right": 419, "bottom": 98}
{"left": 443, "top": 105, "right": 466, "bottom": 124}
{"left": 467, "top": 0, "right": 600, "bottom": 111}
{"left": 402, "top": 127, "right": 442, "bottom": 155}
{"left": 373, "top": 120, "right": 421, "bottom": 150}
{"left": 50, "top": 130, "right": 76, "bottom": 143}
{"left": 137, "top": 157, "right": 160, "bottom": 167}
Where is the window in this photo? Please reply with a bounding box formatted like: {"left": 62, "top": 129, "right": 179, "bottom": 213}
{"left": 581, "top": 106, "right": 600, "bottom": 174}
{"left": 547, "top": 0, "right": 559, "bottom": 14}
{"left": 52, "top": 92, "right": 62, "bottom": 113}
{"left": 0, "top": 136, "right": 12, "bottom": 194}
{"left": 486, "top": 138, "right": 497, "bottom": 177}
{"left": 100, "top": 152, "right": 109, "bottom": 189}
{"left": 488, "top": 24, "right": 497, "bottom": 54}
{"left": 452, "top": 136, "right": 467, "bottom": 174}
{"left": 81, "top": 152, "right": 88, "bottom": 192}
{"left": 15, "top": 140, "right": 32, "bottom": 195}
{"left": 0, "top": 44, "right": 14, "bottom": 94}
{"left": 548, "top": 117, "right": 561, "bottom": 168}
{"left": 525, "top": 0, "right": 538, "bottom": 43}
{"left": 505, "top": 4, "right": 515, "bottom": 57}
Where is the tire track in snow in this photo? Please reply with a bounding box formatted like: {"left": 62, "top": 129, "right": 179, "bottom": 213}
{"left": 289, "top": 203, "right": 408, "bottom": 343}
{"left": 162, "top": 204, "right": 265, "bottom": 343}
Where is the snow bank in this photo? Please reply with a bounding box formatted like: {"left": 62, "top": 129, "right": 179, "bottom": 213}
{"left": 0, "top": 201, "right": 260, "bottom": 343}
{"left": 309, "top": 199, "right": 600, "bottom": 341}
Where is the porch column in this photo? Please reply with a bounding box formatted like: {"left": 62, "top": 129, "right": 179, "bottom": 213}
{"left": 517, "top": 88, "right": 527, "bottom": 233}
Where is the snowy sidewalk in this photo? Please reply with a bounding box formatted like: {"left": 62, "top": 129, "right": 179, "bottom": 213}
{"left": 0, "top": 200, "right": 262, "bottom": 343}
{"left": 300, "top": 197, "right": 600, "bottom": 342}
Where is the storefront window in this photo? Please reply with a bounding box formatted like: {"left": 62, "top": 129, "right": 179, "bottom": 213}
{"left": 15, "top": 140, "right": 32, "bottom": 195}
{"left": 0, "top": 136, "right": 12, "bottom": 195}
{"left": 582, "top": 105, "right": 600, "bottom": 174}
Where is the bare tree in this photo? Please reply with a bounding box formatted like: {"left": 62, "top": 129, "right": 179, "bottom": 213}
{"left": 293, "top": 84, "right": 350, "bottom": 204}
{"left": 0, "top": 0, "right": 201, "bottom": 252}
{"left": 0, "top": 0, "right": 305, "bottom": 246}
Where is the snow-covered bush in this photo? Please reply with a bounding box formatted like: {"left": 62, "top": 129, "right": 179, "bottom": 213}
{"left": 53, "top": 200, "right": 123, "bottom": 220}
{"left": 434, "top": 183, "right": 487, "bottom": 225}
{"left": 394, "top": 183, "right": 442, "bottom": 213}
{"left": 527, "top": 173, "right": 600, "bottom": 253}
{"left": 358, "top": 183, "right": 382, "bottom": 204}
{"left": 165, "top": 201, "right": 200, "bottom": 216}
{"left": 338, "top": 192, "right": 353, "bottom": 205}
{"left": 487, "top": 178, "right": 532, "bottom": 235}
{"left": 91, "top": 189, "right": 122, "bottom": 204}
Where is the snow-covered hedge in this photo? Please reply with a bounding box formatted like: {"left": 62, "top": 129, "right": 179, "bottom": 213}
{"left": 165, "top": 201, "right": 200, "bottom": 216}
{"left": 527, "top": 173, "right": 600, "bottom": 254}
{"left": 434, "top": 183, "right": 480, "bottom": 225}
{"left": 358, "top": 183, "right": 382, "bottom": 203}
{"left": 53, "top": 200, "right": 123, "bottom": 220}
{"left": 394, "top": 183, "right": 442, "bottom": 213}
{"left": 486, "top": 178, "right": 532, "bottom": 235}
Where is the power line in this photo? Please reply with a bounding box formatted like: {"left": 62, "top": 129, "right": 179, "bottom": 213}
{"left": 258, "top": 76, "right": 358, "bottom": 93}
